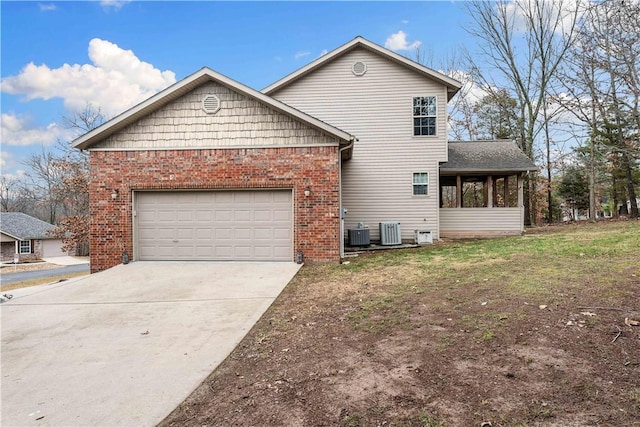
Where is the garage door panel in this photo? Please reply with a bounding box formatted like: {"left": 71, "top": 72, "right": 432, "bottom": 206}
{"left": 274, "top": 192, "right": 292, "bottom": 203}
{"left": 234, "top": 246, "right": 253, "bottom": 258}
{"left": 157, "top": 212, "right": 177, "bottom": 223}
{"left": 214, "top": 192, "right": 234, "bottom": 203}
{"left": 254, "top": 228, "right": 272, "bottom": 240}
{"left": 215, "top": 246, "right": 233, "bottom": 258}
{"left": 136, "top": 190, "right": 292, "bottom": 261}
{"left": 254, "top": 210, "right": 271, "bottom": 221}
{"left": 176, "top": 228, "right": 194, "bottom": 239}
{"left": 195, "top": 210, "right": 213, "bottom": 221}
{"left": 273, "top": 209, "right": 291, "bottom": 221}
{"left": 234, "top": 210, "right": 252, "bottom": 221}
{"left": 195, "top": 228, "right": 213, "bottom": 239}
{"left": 234, "top": 228, "right": 252, "bottom": 240}
{"left": 177, "top": 246, "right": 195, "bottom": 257}
{"left": 177, "top": 211, "right": 194, "bottom": 221}
{"left": 195, "top": 192, "right": 215, "bottom": 203}
{"left": 155, "top": 246, "right": 178, "bottom": 257}
{"left": 234, "top": 192, "right": 254, "bottom": 203}
{"left": 273, "top": 228, "right": 292, "bottom": 239}
{"left": 273, "top": 246, "right": 292, "bottom": 258}
{"left": 215, "top": 228, "right": 233, "bottom": 240}
{"left": 143, "top": 227, "right": 174, "bottom": 239}
{"left": 254, "top": 246, "right": 272, "bottom": 257}
{"left": 215, "top": 210, "right": 233, "bottom": 221}
{"left": 195, "top": 246, "right": 212, "bottom": 257}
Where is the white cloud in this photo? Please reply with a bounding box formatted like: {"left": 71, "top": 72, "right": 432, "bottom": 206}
{"left": 447, "top": 69, "right": 487, "bottom": 105}
{"left": 1, "top": 38, "right": 176, "bottom": 116}
{"left": 401, "top": 20, "right": 409, "bottom": 24}
{"left": 500, "top": 0, "right": 581, "bottom": 36}
{"left": 1, "top": 113, "right": 73, "bottom": 147}
{"left": 1, "top": 151, "right": 13, "bottom": 169}
{"left": 384, "top": 30, "right": 422, "bottom": 51}
{"left": 39, "top": 3, "right": 56, "bottom": 11}
{"left": 100, "top": 0, "right": 131, "bottom": 10}
{"left": 318, "top": 49, "right": 328, "bottom": 58}
{"left": 294, "top": 51, "right": 311, "bottom": 60}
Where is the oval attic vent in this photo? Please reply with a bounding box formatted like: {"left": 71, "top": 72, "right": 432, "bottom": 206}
{"left": 352, "top": 61, "right": 367, "bottom": 76}
{"left": 202, "top": 94, "right": 221, "bottom": 114}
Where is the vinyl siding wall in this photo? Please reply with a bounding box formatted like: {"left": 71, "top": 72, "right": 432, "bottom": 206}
{"left": 440, "top": 208, "right": 524, "bottom": 237}
{"left": 92, "top": 82, "right": 338, "bottom": 150}
{"left": 270, "top": 48, "right": 449, "bottom": 241}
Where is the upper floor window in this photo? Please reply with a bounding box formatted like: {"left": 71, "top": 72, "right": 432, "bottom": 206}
{"left": 412, "top": 172, "right": 429, "bottom": 195}
{"left": 413, "top": 96, "right": 437, "bottom": 136}
{"left": 19, "top": 240, "right": 31, "bottom": 254}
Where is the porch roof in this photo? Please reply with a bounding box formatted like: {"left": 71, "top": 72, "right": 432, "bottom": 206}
{"left": 441, "top": 141, "right": 538, "bottom": 175}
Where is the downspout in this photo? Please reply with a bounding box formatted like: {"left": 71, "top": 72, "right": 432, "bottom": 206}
{"left": 339, "top": 137, "right": 356, "bottom": 260}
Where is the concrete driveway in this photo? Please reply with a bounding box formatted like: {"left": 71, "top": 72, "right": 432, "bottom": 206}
{"left": 1, "top": 261, "right": 301, "bottom": 426}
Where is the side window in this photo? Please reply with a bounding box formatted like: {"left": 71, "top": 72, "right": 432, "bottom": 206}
{"left": 412, "top": 172, "right": 429, "bottom": 195}
{"left": 413, "top": 96, "right": 437, "bottom": 136}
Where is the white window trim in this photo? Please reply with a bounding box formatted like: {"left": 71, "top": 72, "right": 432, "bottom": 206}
{"left": 412, "top": 172, "right": 429, "bottom": 196}
{"left": 19, "top": 240, "right": 31, "bottom": 254}
{"left": 412, "top": 96, "right": 438, "bottom": 137}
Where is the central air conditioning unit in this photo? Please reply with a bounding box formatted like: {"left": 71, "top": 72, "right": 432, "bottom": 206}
{"left": 348, "top": 228, "right": 370, "bottom": 246}
{"left": 379, "top": 222, "right": 401, "bottom": 245}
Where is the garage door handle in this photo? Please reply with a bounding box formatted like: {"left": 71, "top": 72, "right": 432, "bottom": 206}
{"left": 172, "top": 240, "right": 179, "bottom": 243}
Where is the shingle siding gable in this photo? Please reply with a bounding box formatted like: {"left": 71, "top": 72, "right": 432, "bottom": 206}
{"left": 92, "top": 82, "right": 339, "bottom": 150}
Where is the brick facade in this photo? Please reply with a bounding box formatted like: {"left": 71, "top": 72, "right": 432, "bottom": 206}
{"left": 89, "top": 146, "right": 341, "bottom": 272}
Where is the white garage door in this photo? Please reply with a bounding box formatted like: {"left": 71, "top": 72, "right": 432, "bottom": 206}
{"left": 42, "top": 239, "right": 68, "bottom": 258}
{"left": 135, "top": 191, "right": 293, "bottom": 261}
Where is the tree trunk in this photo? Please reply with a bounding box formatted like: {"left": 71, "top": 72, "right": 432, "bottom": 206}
{"left": 623, "top": 153, "right": 639, "bottom": 218}
{"left": 612, "top": 175, "right": 619, "bottom": 218}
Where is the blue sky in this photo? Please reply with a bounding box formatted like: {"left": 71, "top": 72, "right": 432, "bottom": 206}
{"left": 1, "top": 1, "right": 474, "bottom": 175}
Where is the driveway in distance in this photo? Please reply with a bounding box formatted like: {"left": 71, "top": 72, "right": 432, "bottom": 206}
{"left": 1, "top": 261, "right": 301, "bottom": 426}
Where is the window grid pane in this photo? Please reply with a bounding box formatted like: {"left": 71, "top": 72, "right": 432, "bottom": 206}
{"left": 412, "top": 173, "right": 429, "bottom": 195}
{"left": 19, "top": 240, "right": 31, "bottom": 254}
{"left": 413, "top": 96, "right": 437, "bottom": 136}
{"left": 413, "top": 185, "right": 428, "bottom": 195}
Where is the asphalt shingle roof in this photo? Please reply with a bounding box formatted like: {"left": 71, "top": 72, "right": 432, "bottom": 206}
{"left": 442, "top": 141, "right": 538, "bottom": 173}
{"left": 0, "top": 212, "right": 58, "bottom": 240}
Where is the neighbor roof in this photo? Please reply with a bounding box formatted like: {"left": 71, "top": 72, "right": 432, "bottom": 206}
{"left": 0, "top": 212, "right": 58, "bottom": 240}
{"left": 72, "top": 67, "right": 355, "bottom": 151}
{"left": 263, "top": 36, "right": 462, "bottom": 100}
{"left": 441, "top": 141, "right": 539, "bottom": 174}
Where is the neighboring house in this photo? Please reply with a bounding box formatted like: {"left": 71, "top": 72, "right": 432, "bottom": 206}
{"left": 0, "top": 212, "right": 68, "bottom": 262}
{"left": 73, "top": 36, "right": 537, "bottom": 273}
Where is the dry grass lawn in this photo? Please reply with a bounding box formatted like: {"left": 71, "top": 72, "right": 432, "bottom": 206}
{"left": 161, "top": 220, "right": 640, "bottom": 427}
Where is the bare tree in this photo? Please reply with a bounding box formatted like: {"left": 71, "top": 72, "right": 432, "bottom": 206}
{"left": 62, "top": 103, "right": 107, "bottom": 136}
{"left": 12, "top": 106, "right": 105, "bottom": 254}
{"left": 559, "top": 0, "right": 639, "bottom": 218}
{"left": 0, "top": 175, "right": 26, "bottom": 212}
{"left": 464, "top": 0, "right": 580, "bottom": 224}
{"left": 49, "top": 106, "right": 106, "bottom": 254}
{"left": 20, "top": 147, "right": 67, "bottom": 224}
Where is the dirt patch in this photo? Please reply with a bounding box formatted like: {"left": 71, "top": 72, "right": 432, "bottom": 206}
{"left": 161, "top": 221, "right": 640, "bottom": 427}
